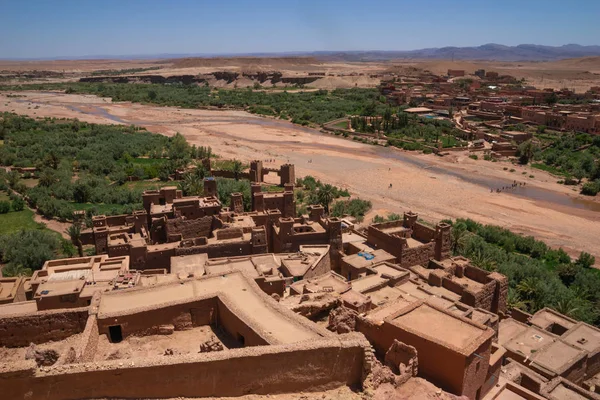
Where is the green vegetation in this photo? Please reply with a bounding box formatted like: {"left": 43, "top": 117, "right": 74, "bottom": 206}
{"left": 0, "top": 208, "right": 42, "bottom": 235}
{"left": 526, "top": 133, "right": 600, "bottom": 195}
{"left": 90, "top": 67, "right": 161, "bottom": 76}
{"left": 0, "top": 83, "right": 390, "bottom": 126}
{"left": 293, "top": 175, "right": 372, "bottom": 219}
{"left": 0, "top": 113, "right": 204, "bottom": 220}
{"left": 372, "top": 213, "right": 402, "bottom": 223}
{"left": 0, "top": 229, "right": 75, "bottom": 277}
{"left": 330, "top": 199, "right": 372, "bottom": 222}
{"left": 450, "top": 218, "right": 600, "bottom": 325}
{"left": 351, "top": 112, "right": 467, "bottom": 149}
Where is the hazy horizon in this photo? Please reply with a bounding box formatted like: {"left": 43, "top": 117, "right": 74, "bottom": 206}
{"left": 1, "top": 0, "right": 599, "bottom": 59}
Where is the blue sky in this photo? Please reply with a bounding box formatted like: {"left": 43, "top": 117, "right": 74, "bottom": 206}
{"left": 1, "top": 0, "right": 599, "bottom": 59}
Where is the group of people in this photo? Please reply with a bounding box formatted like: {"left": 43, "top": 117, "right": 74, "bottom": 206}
{"left": 491, "top": 180, "right": 526, "bottom": 193}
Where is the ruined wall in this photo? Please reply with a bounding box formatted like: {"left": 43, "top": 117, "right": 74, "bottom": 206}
{"left": 97, "top": 298, "right": 217, "bottom": 339}
{"left": 366, "top": 225, "right": 403, "bottom": 259}
{"left": 460, "top": 281, "right": 496, "bottom": 312}
{"left": 0, "top": 335, "right": 368, "bottom": 400}
{"left": 144, "top": 247, "right": 176, "bottom": 270}
{"left": 412, "top": 223, "right": 435, "bottom": 243}
{"left": 165, "top": 216, "right": 213, "bottom": 241}
{"left": 174, "top": 240, "right": 253, "bottom": 259}
{"left": 0, "top": 308, "right": 88, "bottom": 347}
{"left": 399, "top": 243, "right": 435, "bottom": 268}
{"left": 74, "top": 315, "right": 99, "bottom": 363}
{"left": 357, "top": 317, "right": 469, "bottom": 396}
{"left": 303, "top": 252, "right": 331, "bottom": 280}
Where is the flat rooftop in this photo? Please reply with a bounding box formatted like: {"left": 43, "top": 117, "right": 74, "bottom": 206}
{"left": 530, "top": 308, "right": 577, "bottom": 332}
{"left": 0, "top": 278, "right": 20, "bottom": 302}
{"left": 498, "top": 318, "right": 529, "bottom": 346}
{"left": 35, "top": 279, "right": 86, "bottom": 298}
{"left": 97, "top": 271, "right": 323, "bottom": 344}
{"left": 562, "top": 323, "right": 600, "bottom": 354}
{"left": 504, "top": 326, "right": 556, "bottom": 359}
{"left": 343, "top": 249, "right": 396, "bottom": 270}
{"left": 530, "top": 340, "right": 586, "bottom": 374}
{"left": 342, "top": 232, "right": 367, "bottom": 244}
{"left": 372, "top": 263, "right": 407, "bottom": 280}
{"left": 351, "top": 275, "right": 388, "bottom": 294}
{"left": 390, "top": 302, "right": 494, "bottom": 354}
{"left": 170, "top": 253, "right": 208, "bottom": 277}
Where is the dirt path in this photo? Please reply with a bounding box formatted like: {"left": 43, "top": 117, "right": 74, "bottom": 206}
{"left": 2, "top": 91, "right": 599, "bottom": 259}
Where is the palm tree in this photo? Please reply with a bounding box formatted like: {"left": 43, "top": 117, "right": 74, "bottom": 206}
{"left": 516, "top": 277, "right": 538, "bottom": 302}
{"left": 1, "top": 263, "right": 32, "bottom": 277}
{"left": 507, "top": 289, "right": 529, "bottom": 311}
{"left": 179, "top": 173, "right": 202, "bottom": 196}
{"left": 67, "top": 223, "right": 84, "bottom": 257}
{"left": 469, "top": 249, "right": 497, "bottom": 271}
{"left": 553, "top": 298, "right": 580, "bottom": 318}
{"left": 450, "top": 222, "right": 468, "bottom": 255}
{"left": 232, "top": 159, "right": 243, "bottom": 181}
{"left": 317, "top": 184, "right": 335, "bottom": 214}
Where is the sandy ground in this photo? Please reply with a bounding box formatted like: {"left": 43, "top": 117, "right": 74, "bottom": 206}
{"left": 94, "top": 326, "right": 233, "bottom": 361}
{"left": 4, "top": 56, "right": 600, "bottom": 91}
{"left": 1, "top": 91, "right": 599, "bottom": 260}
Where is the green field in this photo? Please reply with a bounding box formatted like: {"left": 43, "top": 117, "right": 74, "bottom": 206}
{"left": 0, "top": 208, "right": 45, "bottom": 235}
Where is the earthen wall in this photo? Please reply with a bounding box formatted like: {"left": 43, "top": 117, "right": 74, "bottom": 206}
{"left": 399, "top": 242, "right": 435, "bottom": 268}
{"left": 0, "top": 336, "right": 368, "bottom": 400}
{"left": 0, "top": 308, "right": 88, "bottom": 347}
{"left": 97, "top": 298, "right": 217, "bottom": 338}
{"left": 412, "top": 223, "right": 435, "bottom": 243}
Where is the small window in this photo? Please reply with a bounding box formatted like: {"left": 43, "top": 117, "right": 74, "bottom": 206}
{"left": 475, "top": 360, "right": 480, "bottom": 372}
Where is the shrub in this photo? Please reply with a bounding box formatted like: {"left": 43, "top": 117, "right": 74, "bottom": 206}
{"left": 581, "top": 182, "right": 600, "bottom": 196}
{"left": 11, "top": 197, "right": 25, "bottom": 211}
{"left": 0, "top": 201, "right": 10, "bottom": 213}
{"left": 576, "top": 252, "right": 596, "bottom": 268}
{"left": 469, "top": 154, "right": 478, "bottom": 160}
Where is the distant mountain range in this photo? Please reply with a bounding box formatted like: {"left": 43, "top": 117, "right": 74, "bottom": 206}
{"left": 313, "top": 44, "right": 600, "bottom": 62}
{"left": 4, "top": 44, "right": 600, "bottom": 62}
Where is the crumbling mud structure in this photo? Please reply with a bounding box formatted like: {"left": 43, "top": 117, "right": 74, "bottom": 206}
{"left": 2, "top": 180, "right": 600, "bottom": 400}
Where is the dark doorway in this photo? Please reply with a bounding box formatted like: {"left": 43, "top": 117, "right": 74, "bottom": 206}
{"left": 109, "top": 325, "right": 123, "bottom": 343}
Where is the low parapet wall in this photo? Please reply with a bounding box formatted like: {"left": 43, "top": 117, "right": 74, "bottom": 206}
{"left": 0, "top": 307, "right": 89, "bottom": 347}
{"left": 0, "top": 334, "right": 370, "bottom": 400}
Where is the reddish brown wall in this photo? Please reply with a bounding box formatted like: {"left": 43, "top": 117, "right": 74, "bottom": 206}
{"left": 461, "top": 341, "right": 492, "bottom": 400}
{"left": 399, "top": 243, "right": 435, "bottom": 268}
{"left": 216, "top": 297, "right": 269, "bottom": 346}
{"left": 74, "top": 315, "right": 99, "bottom": 362}
{"left": 0, "top": 308, "right": 88, "bottom": 347}
{"left": 412, "top": 223, "right": 435, "bottom": 243}
{"left": 0, "top": 337, "right": 367, "bottom": 400}
{"left": 97, "top": 298, "right": 217, "bottom": 338}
